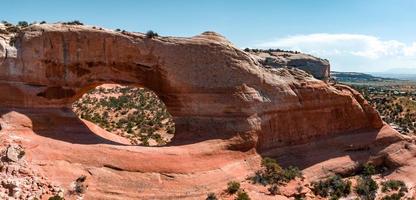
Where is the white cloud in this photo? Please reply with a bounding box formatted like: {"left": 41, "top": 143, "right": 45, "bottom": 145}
{"left": 255, "top": 33, "right": 416, "bottom": 72}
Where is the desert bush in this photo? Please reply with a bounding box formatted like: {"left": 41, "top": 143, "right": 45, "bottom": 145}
{"left": 250, "top": 157, "right": 302, "bottom": 185}
{"left": 1, "top": 20, "right": 13, "bottom": 26}
{"left": 72, "top": 175, "right": 87, "bottom": 194}
{"left": 381, "top": 180, "right": 407, "bottom": 193}
{"left": 235, "top": 191, "right": 250, "bottom": 200}
{"left": 17, "top": 21, "right": 29, "bottom": 27}
{"left": 361, "top": 163, "right": 376, "bottom": 176}
{"left": 355, "top": 176, "right": 378, "bottom": 200}
{"left": 282, "top": 165, "right": 302, "bottom": 181}
{"left": 206, "top": 192, "right": 217, "bottom": 200}
{"left": 146, "top": 30, "right": 159, "bottom": 38}
{"left": 63, "top": 20, "right": 83, "bottom": 25}
{"left": 17, "top": 21, "right": 28, "bottom": 27}
{"left": 311, "top": 175, "right": 351, "bottom": 200}
{"left": 227, "top": 181, "right": 240, "bottom": 194}
{"left": 380, "top": 180, "right": 407, "bottom": 200}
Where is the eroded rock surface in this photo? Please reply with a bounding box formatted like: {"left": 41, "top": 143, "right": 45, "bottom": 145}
{"left": 0, "top": 24, "right": 381, "bottom": 149}
{"left": 248, "top": 49, "right": 331, "bottom": 81}
{"left": 0, "top": 23, "right": 414, "bottom": 199}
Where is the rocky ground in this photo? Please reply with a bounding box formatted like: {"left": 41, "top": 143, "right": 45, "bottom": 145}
{"left": 0, "top": 138, "right": 64, "bottom": 200}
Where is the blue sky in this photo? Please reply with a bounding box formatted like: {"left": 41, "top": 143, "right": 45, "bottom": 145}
{"left": 2, "top": 0, "right": 416, "bottom": 72}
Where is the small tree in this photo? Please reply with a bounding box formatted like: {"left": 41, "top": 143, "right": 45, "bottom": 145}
{"left": 146, "top": 30, "right": 159, "bottom": 38}
{"left": 17, "top": 21, "right": 29, "bottom": 27}
{"left": 311, "top": 175, "right": 351, "bottom": 199}
{"left": 361, "top": 163, "right": 376, "bottom": 176}
{"left": 355, "top": 176, "right": 378, "bottom": 200}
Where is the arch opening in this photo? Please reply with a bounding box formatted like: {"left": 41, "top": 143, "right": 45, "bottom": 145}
{"left": 72, "top": 84, "right": 175, "bottom": 146}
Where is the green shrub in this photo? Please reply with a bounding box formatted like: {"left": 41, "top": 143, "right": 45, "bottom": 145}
{"left": 355, "top": 176, "right": 378, "bottom": 200}
{"left": 63, "top": 20, "right": 83, "bottom": 25}
{"left": 381, "top": 180, "right": 407, "bottom": 193}
{"left": 381, "top": 180, "right": 407, "bottom": 200}
{"left": 311, "top": 175, "right": 351, "bottom": 200}
{"left": 146, "top": 30, "right": 159, "bottom": 38}
{"left": 361, "top": 163, "right": 376, "bottom": 176}
{"left": 235, "top": 191, "right": 250, "bottom": 200}
{"left": 74, "top": 175, "right": 87, "bottom": 194}
{"left": 206, "top": 192, "right": 217, "bottom": 200}
{"left": 250, "top": 157, "right": 302, "bottom": 185}
{"left": 282, "top": 165, "right": 302, "bottom": 181}
{"left": 17, "top": 21, "right": 28, "bottom": 27}
{"left": 1, "top": 20, "right": 12, "bottom": 26}
{"left": 227, "top": 181, "right": 240, "bottom": 194}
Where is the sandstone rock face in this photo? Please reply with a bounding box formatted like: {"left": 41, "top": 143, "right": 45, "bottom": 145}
{"left": 0, "top": 24, "right": 411, "bottom": 199}
{"left": 249, "top": 50, "right": 330, "bottom": 81}
{"left": 0, "top": 24, "right": 380, "bottom": 150}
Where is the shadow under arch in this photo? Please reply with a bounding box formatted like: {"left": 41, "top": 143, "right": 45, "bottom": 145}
{"left": 259, "top": 125, "right": 398, "bottom": 174}
{"left": 0, "top": 107, "right": 129, "bottom": 145}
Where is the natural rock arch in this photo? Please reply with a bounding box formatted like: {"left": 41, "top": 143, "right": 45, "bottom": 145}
{"left": 0, "top": 24, "right": 383, "bottom": 150}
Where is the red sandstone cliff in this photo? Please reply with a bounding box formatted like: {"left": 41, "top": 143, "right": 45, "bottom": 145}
{"left": 0, "top": 24, "right": 383, "bottom": 149}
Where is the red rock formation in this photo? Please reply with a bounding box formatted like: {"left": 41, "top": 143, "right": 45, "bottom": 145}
{"left": 249, "top": 50, "right": 331, "bottom": 81}
{"left": 0, "top": 24, "right": 413, "bottom": 199}
{"left": 0, "top": 24, "right": 382, "bottom": 148}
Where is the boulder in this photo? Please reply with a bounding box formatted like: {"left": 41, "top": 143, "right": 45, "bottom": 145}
{"left": 6, "top": 144, "right": 24, "bottom": 162}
